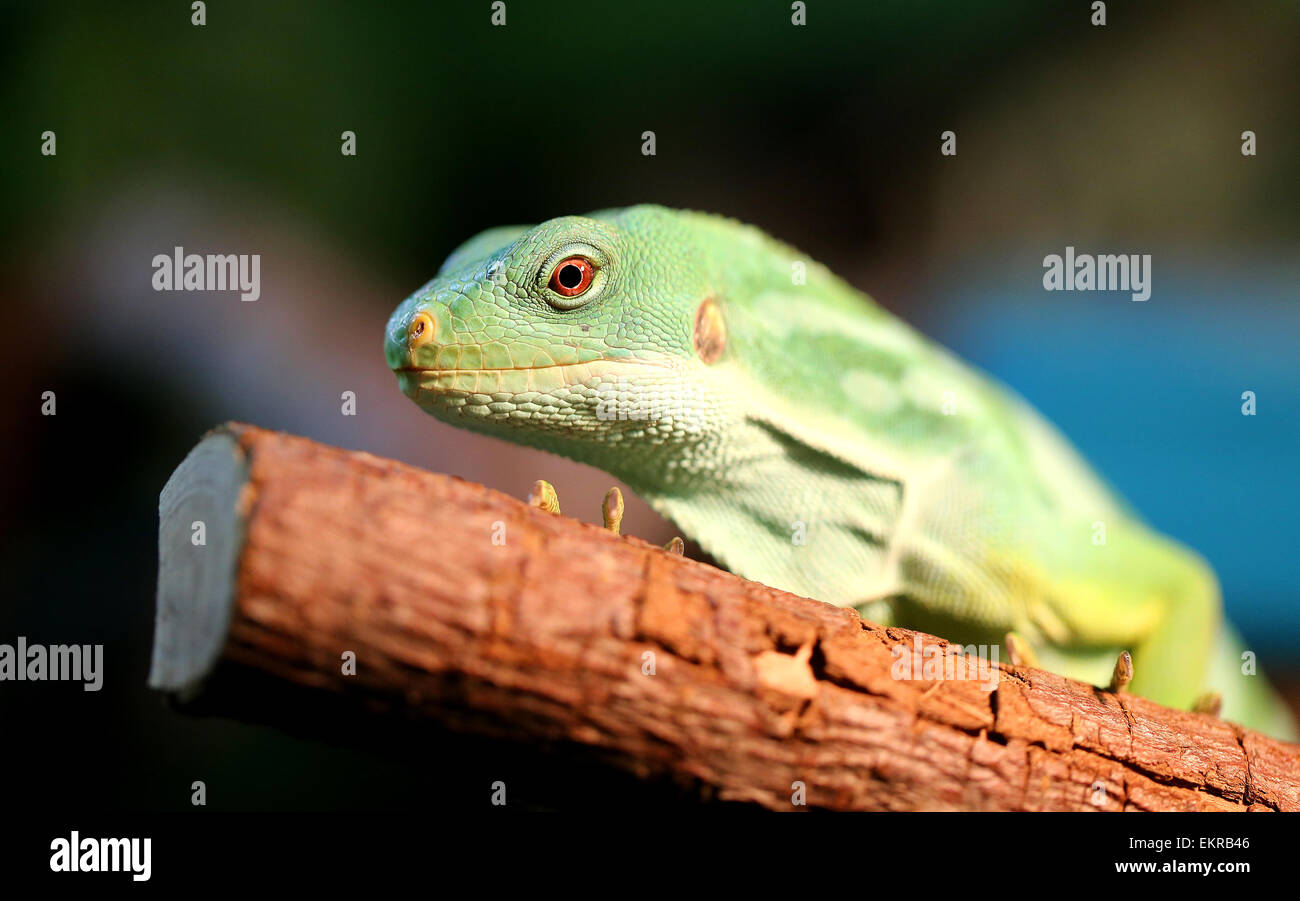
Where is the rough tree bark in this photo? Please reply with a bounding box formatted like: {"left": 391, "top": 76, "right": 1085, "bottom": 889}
{"left": 150, "top": 423, "right": 1300, "bottom": 811}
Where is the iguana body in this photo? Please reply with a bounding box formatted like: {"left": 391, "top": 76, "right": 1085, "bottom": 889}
{"left": 385, "top": 205, "right": 1296, "bottom": 740}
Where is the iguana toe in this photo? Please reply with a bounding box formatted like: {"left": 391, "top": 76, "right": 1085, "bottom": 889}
{"left": 1004, "top": 632, "right": 1039, "bottom": 668}
{"left": 602, "top": 487, "right": 624, "bottom": 534}
{"left": 1108, "top": 650, "right": 1133, "bottom": 694}
{"left": 1193, "top": 691, "right": 1222, "bottom": 717}
{"left": 527, "top": 479, "right": 561, "bottom": 515}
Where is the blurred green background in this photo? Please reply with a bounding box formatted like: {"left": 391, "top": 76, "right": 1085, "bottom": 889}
{"left": 2, "top": 0, "right": 1298, "bottom": 810}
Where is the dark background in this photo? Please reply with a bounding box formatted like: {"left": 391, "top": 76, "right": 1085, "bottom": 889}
{"left": 2, "top": 1, "right": 1298, "bottom": 810}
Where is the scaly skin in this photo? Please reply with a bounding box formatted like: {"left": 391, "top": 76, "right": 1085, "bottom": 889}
{"left": 385, "top": 205, "right": 1296, "bottom": 740}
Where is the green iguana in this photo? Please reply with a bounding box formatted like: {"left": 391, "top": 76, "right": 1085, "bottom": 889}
{"left": 384, "top": 204, "right": 1297, "bottom": 740}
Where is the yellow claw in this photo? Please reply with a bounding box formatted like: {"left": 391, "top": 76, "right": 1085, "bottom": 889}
{"left": 602, "top": 487, "right": 624, "bottom": 534}
{"left": 527, "top": 479, "right": 560, "bottom": 515}
{"left": 1193, "top": 691, "right": 1223, "bottom": 717}
{"left": 1004, "top": 632, "right": 1039, "bottom": 669}
{"left": 1108, "top": 650, "right": 1133, "bottom": 694}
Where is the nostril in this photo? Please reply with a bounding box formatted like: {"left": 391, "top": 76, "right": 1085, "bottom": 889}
{"left": 407, "top": 311, "right": 436, "bottom": 349}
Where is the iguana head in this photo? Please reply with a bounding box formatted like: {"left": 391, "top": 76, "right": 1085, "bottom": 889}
{"left": 385, "top": 205, "right": 733, "bottom": 477}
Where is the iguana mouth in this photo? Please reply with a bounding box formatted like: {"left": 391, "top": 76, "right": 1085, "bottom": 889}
{"left": 394, "top": 358, "right": 673, "bottom": 398}
{"left": 393, "top": 359, "right": 671, "bottom": 375}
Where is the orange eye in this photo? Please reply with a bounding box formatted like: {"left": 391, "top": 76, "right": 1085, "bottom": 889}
{"left": 548, "top": 256, "right": 595, "bottom": 297}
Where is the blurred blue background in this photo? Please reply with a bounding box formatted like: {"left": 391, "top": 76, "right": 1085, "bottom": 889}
{"left": 932, "top": 262, "right": 1300, "bottom": 648}
{"left": 1, "top": 0, "right": 1296, "bottom": 810}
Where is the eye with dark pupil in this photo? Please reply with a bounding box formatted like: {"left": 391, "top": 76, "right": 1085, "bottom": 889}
{"left": 548, "top": 256, "right": 595, "bottom": 298}
{"left": 558, "top": 264, "right": 583, "bottom": 289}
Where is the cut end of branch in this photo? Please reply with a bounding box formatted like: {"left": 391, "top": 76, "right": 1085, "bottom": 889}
{"left": 149, "top": 428, "right": 247, "bottom": 700}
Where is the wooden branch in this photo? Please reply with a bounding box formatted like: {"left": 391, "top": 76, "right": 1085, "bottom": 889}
{"left": 150, "top": 423, "right": 1300, "bottom": 811}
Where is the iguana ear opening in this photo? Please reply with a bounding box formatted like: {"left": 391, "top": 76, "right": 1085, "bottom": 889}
{"left": 693, "top": 296, "right": 726, "bottom": 365}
